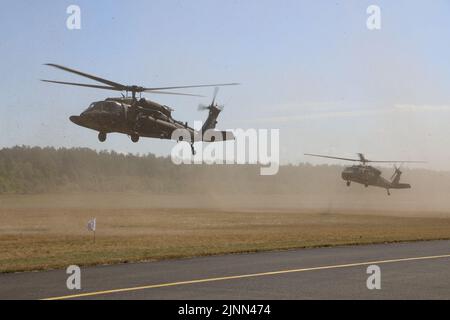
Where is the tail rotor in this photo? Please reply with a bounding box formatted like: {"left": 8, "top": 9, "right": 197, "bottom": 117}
{"left": 199, "top": 87, "right": 225, "bottom": 132}
{"left": 198, "top": 87, "right": 224, "bottom": 112}
{"left": 391, "top": 165, "right": 403, "bottom": 183}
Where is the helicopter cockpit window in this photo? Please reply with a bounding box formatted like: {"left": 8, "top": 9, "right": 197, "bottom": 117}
{"left": 102, "top": 101, "right": 120, "bottom": 113}
{"left": 83, "top": 103, "right": 97, "bottom": 113}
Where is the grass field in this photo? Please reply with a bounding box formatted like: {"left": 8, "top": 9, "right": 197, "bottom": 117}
{"left": 1, "top": 193, "right": 450, "bottom": 272}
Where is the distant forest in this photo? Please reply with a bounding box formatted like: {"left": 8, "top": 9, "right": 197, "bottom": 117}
{"left": 0, "top": 146, "right": 449, "bottom": 195}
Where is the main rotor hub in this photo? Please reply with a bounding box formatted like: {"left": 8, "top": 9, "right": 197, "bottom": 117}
{"left": 129, "top": 85, "right": 144, "bottom": 93}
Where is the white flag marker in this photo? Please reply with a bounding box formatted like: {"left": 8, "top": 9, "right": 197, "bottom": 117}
{"left": 87, "top": 218, "right": 96, "bottom": 243}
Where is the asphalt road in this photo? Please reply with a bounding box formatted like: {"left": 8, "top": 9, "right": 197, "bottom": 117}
{"left": 1, "top": 240, "right": 450, "bottom": 300}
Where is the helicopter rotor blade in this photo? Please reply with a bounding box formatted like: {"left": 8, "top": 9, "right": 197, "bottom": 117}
{"left": 357, "top": 153, "right": 368, "bottom": 163}
{"left": 143, "top": 83, "right": 239, "bottom": 92}
{"left": 44, "top": 64, "right": 127, "bottom": 90}
{"left": 305, "top": 153, "right": 426, "bottom": 164}
{"left": 44, "top": 64, "right": 239, "bottom": 97}
{"left": 211, "top": 87, "right": 220, "bottom": 106}
{"left": 390, "top": 170, "right": 396, "bottom": 181}
{"left": 366, "top": 160, "right": 426, "bottom": 163}
{"left": 391, "top": 165, "right": 402, "bottom": 180}
{"left": 42, "top": 79, "right": 204, "bottom": 97}
{"left": 198, "top": 105, "right": 224, "bottom": 111}
{"left": 144, "top": 90, "right": 204, "bottom": 97}
{"left": 41, "top": 80, "right": 123, "bottom": 91}
{"left": 304, "top": 154, "right": 361, "bottom": 162}
{"left": 198, "top": 87, "right": 223, "bottom": 111}
{"left": 198, "top": 104, "right": 209, "bottom": 111}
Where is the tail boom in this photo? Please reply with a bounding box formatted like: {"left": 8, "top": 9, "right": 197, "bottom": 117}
{"left": 390, "top": 183, "right": 411, "bottom": 189}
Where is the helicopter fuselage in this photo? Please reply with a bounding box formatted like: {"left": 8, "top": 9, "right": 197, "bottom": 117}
{"left": 69, "top": 97, "right": 195, "bottom": 141}
{"left": 68, "top": 96, "right": 234, "bottom": 152}
{"left": 304, "top": 153, "right": 421, "bottom": 196}
{"left": 341, "top": 165, "right": 410, "bottom": 191}
{"left": 43, "top": 63, "right": 238, "bottom": 152}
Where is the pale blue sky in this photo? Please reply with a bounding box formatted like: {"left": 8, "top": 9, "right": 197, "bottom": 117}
{"left": 1, "top": 1, "right": 450, "bottom": 168}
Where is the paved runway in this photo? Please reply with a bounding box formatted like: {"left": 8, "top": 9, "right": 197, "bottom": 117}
{"left": 1, "top": 240, "right": 450, "bottom": 299}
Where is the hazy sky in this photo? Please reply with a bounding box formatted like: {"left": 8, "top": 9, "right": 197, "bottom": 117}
{"left": 1, "top": 1, "right": 450, "bottom": 169}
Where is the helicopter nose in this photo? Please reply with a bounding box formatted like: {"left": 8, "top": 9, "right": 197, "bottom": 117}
{"left": 70, "top": 115, "right": 82, "bottom": 125}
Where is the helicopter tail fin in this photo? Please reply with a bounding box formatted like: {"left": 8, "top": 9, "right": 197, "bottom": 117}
{"left": 201, "top": 105, "right": 222, "bottom": 132}
{"left": 390, "top": 166, "right": 411, "bottom": 189}
{"left": 198, "top": 87, "right": 235, "bottom": 142}
{"left": 391, "top": 167, "right": 401, "bottom": 185}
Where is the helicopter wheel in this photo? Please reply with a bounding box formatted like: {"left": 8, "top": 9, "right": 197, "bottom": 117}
{"left": 364, "top": 184, "right": 368, "bottom": 188}
{"left": 131, "top": 134, "right": 140, "bottom": 143}
{"left": 346, "top": 181, "right": 350, "bottom": 187}
{"left": 98, "top": 132, "right": 107, "bottom": 142}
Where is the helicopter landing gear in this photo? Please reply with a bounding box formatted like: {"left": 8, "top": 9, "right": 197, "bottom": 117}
{"left": 131, "top": 134, "right": 140, "bottom": 143}
{"left": 190, "top": 143, "right": 196, "bottom": 155}
{"left": 98, "top": 132, "right": 107, "bottom": 142}
{"left": 387, "top": 189, "right": 391, "bottom": 196}
{"left": 364, "top": 184, "right": 368, "bottom": 188}
{"left": 346, "top": 181, "right": 351, "bottom": 187}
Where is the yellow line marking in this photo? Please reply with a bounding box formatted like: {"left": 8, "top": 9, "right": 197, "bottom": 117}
{"left": 42, "top": 253, "right": 450, "bottom": 300}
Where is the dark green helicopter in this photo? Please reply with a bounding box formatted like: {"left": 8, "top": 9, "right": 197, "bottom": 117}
{"left": 42, "top": 64, "right": 239, "bottom": 154}
{"left": 304, "top": 153, "right": 425, "bottom": 195}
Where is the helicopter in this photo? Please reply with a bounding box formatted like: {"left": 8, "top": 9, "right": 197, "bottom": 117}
{"left": 304, "top": 153, "right": 425, "bottom": 195}
{"left": 41, "top": 63, "right": 239, "bottom": 155}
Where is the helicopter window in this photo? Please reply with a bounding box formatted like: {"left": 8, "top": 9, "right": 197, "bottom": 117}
{"left": 102, "top": 102, "right": 120, "bottom": 112}
{"left": 83, "top": 103, "right": 97, "bottom": 113}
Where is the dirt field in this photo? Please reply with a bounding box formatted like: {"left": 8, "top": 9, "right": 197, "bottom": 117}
{"left": 1, "top": 193, "right": 450, "bottom": 272}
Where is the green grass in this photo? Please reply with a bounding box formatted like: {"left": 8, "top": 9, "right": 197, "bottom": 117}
{"left": 1, "top": 200, "right": 450, "bottom": 272}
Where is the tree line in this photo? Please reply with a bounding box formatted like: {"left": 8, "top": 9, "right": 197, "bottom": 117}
{"left": 0, "top": 146, "right": 448, "bottom": 195}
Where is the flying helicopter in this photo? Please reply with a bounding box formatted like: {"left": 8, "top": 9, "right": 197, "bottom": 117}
{"left": 304, "top": 153, "right": 425, "bottom": 195}
{"left": 41, "top": 64, "right": 239, "bottom": 154}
